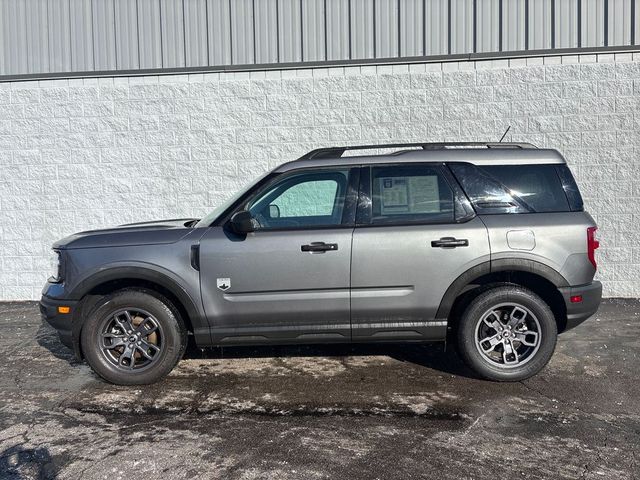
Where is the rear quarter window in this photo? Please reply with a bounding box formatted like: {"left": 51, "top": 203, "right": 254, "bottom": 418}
{"left": 449, "top": 163, "right": 581, "bottom": 214}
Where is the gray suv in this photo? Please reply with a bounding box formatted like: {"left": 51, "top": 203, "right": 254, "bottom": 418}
{"left": 41, "top": 142, "right": 602, "bottom": 385}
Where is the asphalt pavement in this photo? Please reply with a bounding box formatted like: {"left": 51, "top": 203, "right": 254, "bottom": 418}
{"left": 0, "top": 299, "right": 638, "bottom": 479}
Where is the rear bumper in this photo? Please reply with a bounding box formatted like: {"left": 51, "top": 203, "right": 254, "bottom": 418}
{"left": 558, "top": 281, "right": 602, "bottom": 332}
{"left": 39, "top": 295, "right": 78, "bottom": 350}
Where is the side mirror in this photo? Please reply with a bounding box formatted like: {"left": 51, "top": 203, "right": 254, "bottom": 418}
{"left": 268, "top": 204, "right": 281, "bottom": 219}
{"left": 229, "top": 210, "right": 257, "bottom": 234}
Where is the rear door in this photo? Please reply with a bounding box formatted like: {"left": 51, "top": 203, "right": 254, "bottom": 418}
{"left": 350, "top": 163, "right": 490, "bottom": 341}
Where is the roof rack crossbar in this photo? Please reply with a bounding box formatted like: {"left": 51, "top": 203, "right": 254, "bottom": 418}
{"left": 298, "top": 141, "right": 537, "bottom": 160}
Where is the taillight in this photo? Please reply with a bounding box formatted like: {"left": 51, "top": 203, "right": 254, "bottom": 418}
{"left": 587, "top": 226, "right": 599, "bottom": 269}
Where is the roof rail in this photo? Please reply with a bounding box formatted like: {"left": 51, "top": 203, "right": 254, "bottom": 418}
{"left": 298, "top": 142, "right": 537, "bottom": 160}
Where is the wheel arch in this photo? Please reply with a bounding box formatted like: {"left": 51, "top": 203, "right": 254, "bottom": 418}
{"left": 437, "top": 260, "right": 569, "bottom": 334}
{"left": 69, "top": 266, "right": 206, "bottom": 359}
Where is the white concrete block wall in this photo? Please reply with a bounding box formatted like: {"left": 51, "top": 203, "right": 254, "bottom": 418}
{"left": 0, "top": 53, "right": 639, "bottom": 300}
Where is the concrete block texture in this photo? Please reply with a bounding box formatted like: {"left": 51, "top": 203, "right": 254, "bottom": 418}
{"left": 0, "top": 55, "right": 639, "bottom": 300}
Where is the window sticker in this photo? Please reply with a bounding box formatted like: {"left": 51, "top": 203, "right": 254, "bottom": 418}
{"left": 408, "top": 176, "right": 440, "bottom": 213}
{"left": 380, "top": 177, "right": 409, "bottom": 214}
{"left": 379, "top": 175, "right": 440, "bottom": 215}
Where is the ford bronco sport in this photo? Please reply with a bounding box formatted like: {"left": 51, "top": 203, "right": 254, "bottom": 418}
{"left": 41, "top": 142, "right": 602, "bottom": 385}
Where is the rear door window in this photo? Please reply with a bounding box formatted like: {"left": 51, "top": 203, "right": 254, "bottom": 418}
{"left": 449, "top": 163, "right": 574, "bottom": 214}
{"left": 367, "top": 165, "right": 456, "bottom": 225}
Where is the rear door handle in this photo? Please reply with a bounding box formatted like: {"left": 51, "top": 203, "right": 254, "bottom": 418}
{"left": 301, "top": 242, "right": 338, "bottom": 253}
{"left": 431, "top": 237, "right": 469, "bottom": 248}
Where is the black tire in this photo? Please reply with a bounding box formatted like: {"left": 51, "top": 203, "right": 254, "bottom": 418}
{"left": 81, "top": 289, "right": 187, "bottom": 385}
{"left": 456, "top": 285, "right": 557, "bottom": 382}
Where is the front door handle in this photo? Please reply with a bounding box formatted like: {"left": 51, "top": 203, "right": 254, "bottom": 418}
{"left": 301, "top": 242, "right": 338, "bottom": 253}
{"left": 431, "top": 237, "right": 469, "bottom": 248}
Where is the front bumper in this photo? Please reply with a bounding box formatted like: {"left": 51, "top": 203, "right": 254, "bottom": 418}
{"left": 40, "top": 295, "right": 78, "bottom": 350}
{"left": 558, "top": 281, "right": 602, "bottom": 332}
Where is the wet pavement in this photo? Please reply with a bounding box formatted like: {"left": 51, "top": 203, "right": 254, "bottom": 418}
{"left": 0, "top": 299, "right": 638, "bottom": 479}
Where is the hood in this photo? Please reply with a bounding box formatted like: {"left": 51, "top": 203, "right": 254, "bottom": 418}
{"left": 53, "top": 218, "right": 199, "bottom": 250}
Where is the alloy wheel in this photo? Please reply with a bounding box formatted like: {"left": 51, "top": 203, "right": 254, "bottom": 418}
{"left": 98, "top": 308, "right": 163, "bottom": 371}
{"left": 473, "top": 302, "right": 542, "bottom": 369}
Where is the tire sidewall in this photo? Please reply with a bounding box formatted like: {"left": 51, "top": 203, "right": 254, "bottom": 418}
{"left": 81, "top": 290, "right": 185, "bottom": 385}
{"left": 457, "top": 286, "right": 558, "bottom": 381}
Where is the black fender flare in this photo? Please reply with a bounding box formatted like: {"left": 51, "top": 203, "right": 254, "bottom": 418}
{"left": 435, "top": 259, "right": 569, "bottom": 321}
{"left": 68, "top": 265, "right": 207, "bottom": 336}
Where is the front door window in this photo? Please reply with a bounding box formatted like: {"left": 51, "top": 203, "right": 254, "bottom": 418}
{"left": 247, "top": 169, "right": 351, "bottom": 230}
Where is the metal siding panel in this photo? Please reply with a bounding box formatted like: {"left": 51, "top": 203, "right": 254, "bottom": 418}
{"left": 255, "top": 0, "right": 278, "bottom": 63}
{"left": 477, "top": 0, "right": 500, "bottom": 53}
{"left": 184, "top": 0, "right": 208, "bottom": 67}
{"left": 138, "top": 0, "right": 162, "bottom": 69}
{"left": 3, "top": 0, "right": 28, "bottom": 75}
{"left": 161, "top": 0, "right": 186, "bottom": 67}
{"left": 636, "top": 0, "right": 640, "bottom": 43}
{"left": 278, "top": 0, "right": 302, "bottom": 62}
{"left": 26, "top": 0, "right": 49, "bottom": 73}
{"left": 301, "top": 0, "right": 325, "bottom": 61}
{"left": 92, "top": 0, "right": 117, "bottom": 70}
{"left": 503, "top": 0, "right": 525, "bottom": 51}
{"left": 0, "top": 1, "right": 5, "bottom": 74}
{"left": 114, "top": 0, "right": 139, "bottom": 70}
{"left": 400, "top": 0, "right": 424, "bottom": 56}
{"left": 48, "top": 0, "right": 72, "bottom": 72}
{"left": 425, "top": 0, "right": 448, "bottom": 55}
{"left": 375, "top": 0, "right": 399, "bottom": 58}
{"left": 636, "top": 0, "right": 640, "bottom": 44}
{"left": 351, "top": 0, "right": 375, "bottom": 59}
{"left": 326, "top": 0, "right": 350, "bottom": 60}
{"left": 451, "top": 0, "right": 473, "bottom": 54}
{"left": 555, "top": 0, "right": 578, "bottom": 48}
{"left": 608, "top": 0, "right": 631, "bottom": 45}
{"left": 207, "top": 0, "right": 231, "bottom": 65}
{"left": 0, "top": 0, "right": 635, "bottom": 77}
{"left": 230, "top": 0, "right": 254, "bottom": 64}
{"left": 528, "top": 0, "right": 552, "bottom": 50}
{"left": 69, "top": 0, "right": 94, "bottom": 71}
{"left": 581, "top": 0, "right": 605, "bottom": 47}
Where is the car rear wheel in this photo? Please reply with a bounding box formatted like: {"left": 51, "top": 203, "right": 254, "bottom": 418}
{"left": 456, "top": 285, "right": 557, "bottom": 381}
{"left": 81, "top": 289, "right": 187, "bottom": 385}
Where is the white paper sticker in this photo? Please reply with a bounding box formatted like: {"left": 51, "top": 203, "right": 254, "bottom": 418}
{"left": 379, "top": 175, "right": 440, "bottom": 214}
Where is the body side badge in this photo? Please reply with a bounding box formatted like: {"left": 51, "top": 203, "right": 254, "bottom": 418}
{"left": 217, "top": 278, "right": 231, "bottom": 291}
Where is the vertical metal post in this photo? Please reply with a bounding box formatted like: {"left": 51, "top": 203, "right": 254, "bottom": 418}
{"left": 632, "top": 0, "right": 636, "bottom": 45}
{"left": 373, "top": 0, "right": 377, "bottom": 58}
{"left": 323, "top": 0, "right": 327, "bottom": 60}
{"left": 228, "top": 0, "right": 233, "bottom": 64}
{"left": 473, "top": 0, "right": 477, "bottom": 53}
{"left": 348, "top": 0, "right": 352, "bottom": 59}
{"left": 577, "top": 0, "right": 582, "bottom": 48}
{"left": 422, "top": 0, "right": 426, "bottom": 55}
{"left": 447, "top": 0, "right": 451, "bottom": 54}
{"left": 397, "top": 0, "right": 401, "bottom": 56}
{"left": 498, "top": 0, "right": 503, "bottom": 51}
{"left": 204, "top": 0, "right": 210, "bottom": 65}
{"left": 551, "top": 0, "right": 556, "bottom": 48}
{"left": 525, "top": 0, "right": 530, "bottom": 50}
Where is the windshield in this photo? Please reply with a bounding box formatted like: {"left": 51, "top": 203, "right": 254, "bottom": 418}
{"left": 195, "top": 171, "right": 271, "bottom": 228}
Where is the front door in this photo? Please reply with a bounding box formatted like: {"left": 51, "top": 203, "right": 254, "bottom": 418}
{"left": 350, "top": 163, "right": 490, "bottom": 341}
{"left": 199, "top": 167, "right": 358, "bottom": 344}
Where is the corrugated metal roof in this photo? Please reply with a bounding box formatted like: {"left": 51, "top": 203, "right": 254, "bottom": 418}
{"left": 0, "top": 0, "right": 638, "bottom": 77}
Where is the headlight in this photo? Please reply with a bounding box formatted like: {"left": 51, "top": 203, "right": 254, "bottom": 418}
{"left": 49, "top": 250, "right": 62, "bottom": 282}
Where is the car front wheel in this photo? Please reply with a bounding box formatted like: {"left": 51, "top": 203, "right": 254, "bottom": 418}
{"left": 81, "top": 289, "right": 187, "bottom": 385}
{"left": 456, "top": 285, "right": 558, "bottom": 381}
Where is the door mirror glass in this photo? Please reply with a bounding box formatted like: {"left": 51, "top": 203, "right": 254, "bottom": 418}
{"left": 268, "top": 204, "right": 281, "bottom": 219}
{"left": 229, "top": 210, "right": 257, "bottom": 234}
